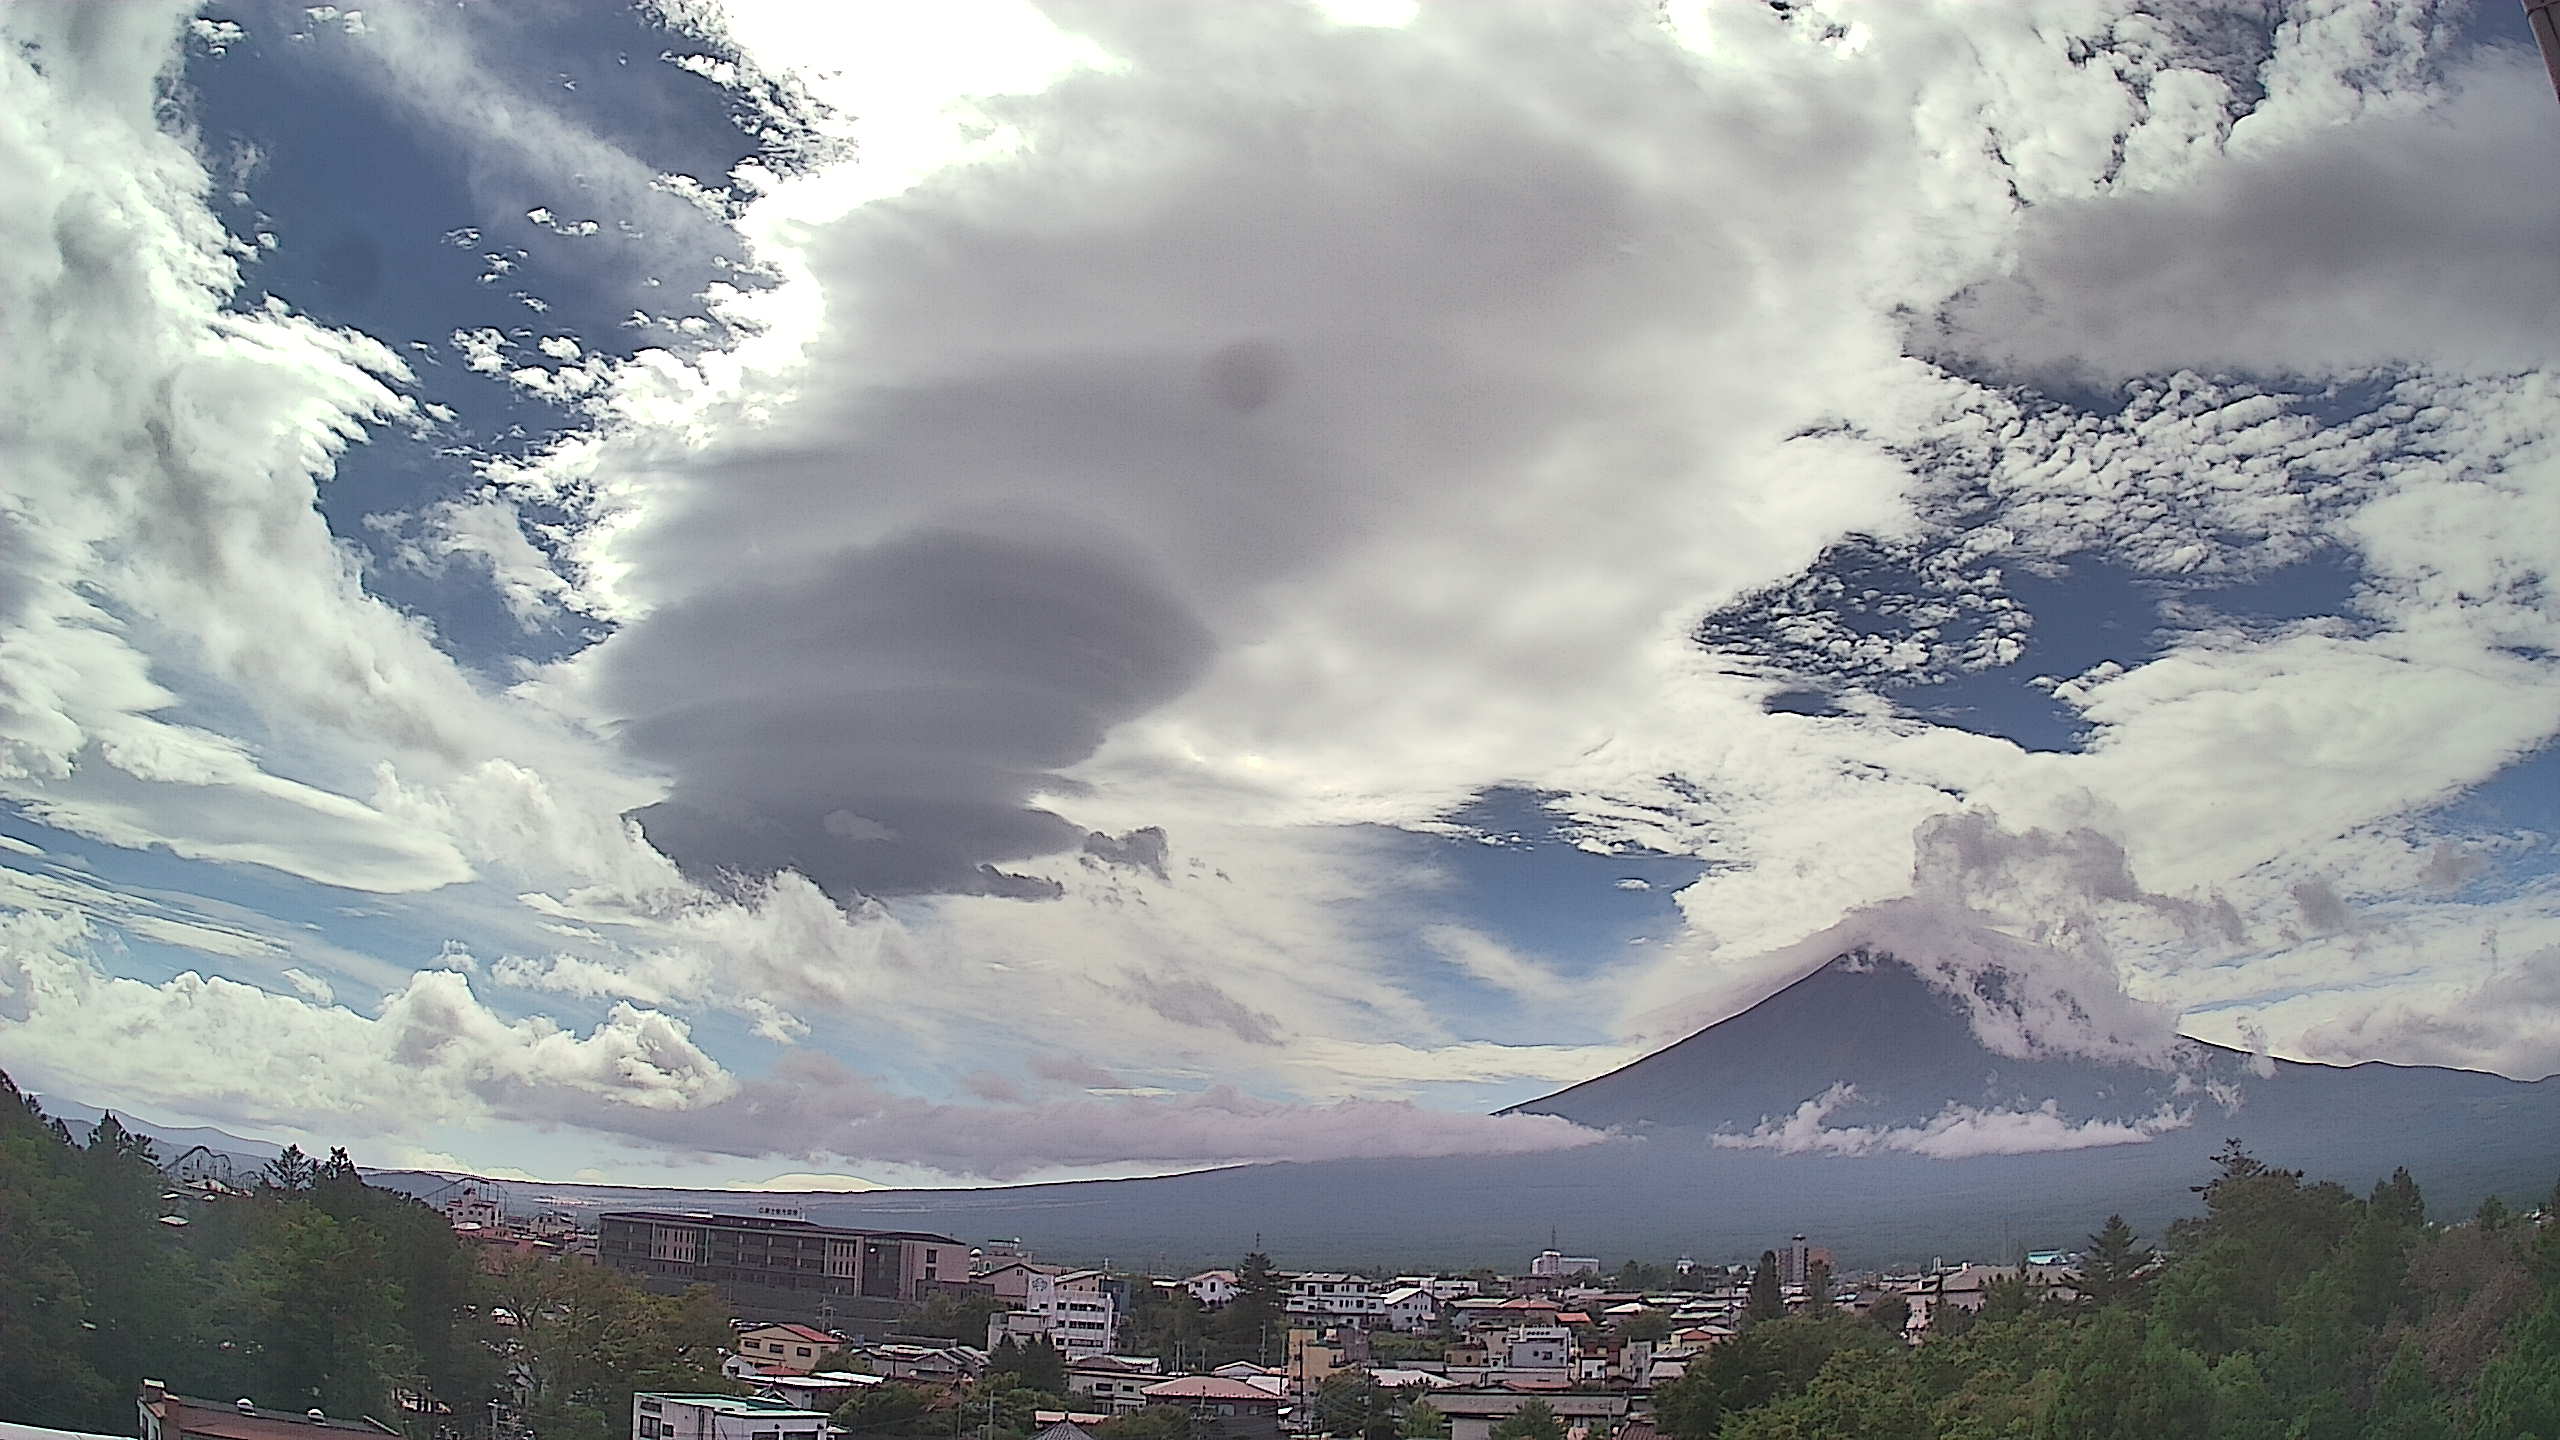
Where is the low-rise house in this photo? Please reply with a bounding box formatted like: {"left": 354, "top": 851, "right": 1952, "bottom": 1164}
{"left": 754, "top": 1374, "right": 881, "bottom": 1410}
{"left": 630, "top": 1395, "right": 828, "bottom": 1440}
{"left": 1899, "top": 1264, "right": 2078, "bottom": 1333}
{"left": 1379, "top": 1286, "right": 1440, "bottom": 1333}
{"left": 733, "top": 1324, "right": 843, "bottom": 1376}
{"left": 1066, "top": 1356, "right": 1164, "bottom": 1414}
{"left": 1138, "top": 1378, "right": 1285, "bottom": 1440}
{"left": 1429, "top": 1391, "right": 1630, "bottom": 1440}
{"left": 1184, "top": 1270, "right": 1240, "bottom": 1308}
{"left": 139, "top": 1384, "right": 395, "bottom": 1440}
{"left": 1365, "top": 1369, "right": 1458, "bottom": 1393}
{"left": 863, "top": 1343, "right": 981, "bottom": 1384}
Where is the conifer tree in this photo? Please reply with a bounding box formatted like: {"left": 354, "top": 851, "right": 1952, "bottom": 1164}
{"left": 2068, "top": 1215, "right": 2153, "bottom": 1308}
{"left": 1746, "top": 1252, "right": 1784, "bottom": 1323}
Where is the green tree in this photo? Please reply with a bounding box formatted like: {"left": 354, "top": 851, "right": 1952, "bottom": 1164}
{"left": 1216, "top": 1252, "right": 1288, "bottom": 1365}
{"left": 265, "top": 1143, "right": 318, "bottom": 1192}
{"left": 1313, "top": 1372, "right": 1387, "bottom": 1437}
{"left": 1398, "top": 1402, "right": 1448, "bottom": 1440}
{"left": 1720, "top": 1350, "right": 1927, "bottom": 1440}
{"left": 1802, "top": 1259, "right": 1832, "bottom": 1310}
{"left": 2373, "top": 1166, "right": 2428, "bottom": 1230}
{"left": 2205, "top": 1353, "right": 2284, "bottom": 1440}
{"left": 1098, "top": 1407, "right": 1192, "bottom": 1440}
{"left": 2068, "top": 1215, "right": 2154, "bottom": 1308}
{"left": 989, "top": 1334, "right": 1067, "bottom": 1394}
{"left": 2478, "top": 1193, "right": 2515, "bottom": 1233}
{"left": 2038, "top": 1312, "right": 2210, "bottom": 1440}
{"left": 1652, "top": 1313, "right": 1888, "bottom": 1439}
{"left": 482, "top": 1251, "right": 732, "bottom": 1440}
{"left": 1866, "top": 1292, "right": 1909, "bottom": 1337}
{"left": 1614, "top": 1310, "right": 1671, "bottom": 1343}
{"left": 913, "top": 1290, "right": 1011, "bottom": 1345}
{"left": 834, "top": 1383, "right": 934, "bottom": 1437}
{"left": 1746, "top": 1252, "right": 1784, "bottom": 1324}
{"left": 1488, "top": 1399, "right": 1564, "bottom": 1440}
{"left": 0, "top": 1074, "right": 117, "bottom": 1427}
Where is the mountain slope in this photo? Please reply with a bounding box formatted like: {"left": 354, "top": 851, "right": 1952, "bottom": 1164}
{"left": 367, "top": 957, "right": 2560, "bottom": 1270}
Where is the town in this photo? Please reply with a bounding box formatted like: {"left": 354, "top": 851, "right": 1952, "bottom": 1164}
{"left": 9, "top": 1094, "right": 2558, "bottom": 1440}
{"left": 132, "top": 1178, "right": 2090, "bottom": 1440}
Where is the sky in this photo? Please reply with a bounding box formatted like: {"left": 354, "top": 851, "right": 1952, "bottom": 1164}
{"left": 0, "top": 0, "right": 2556, "bottom": 1191}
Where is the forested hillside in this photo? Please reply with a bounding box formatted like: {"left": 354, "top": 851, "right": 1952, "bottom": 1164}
{"left": 0, "top": 1069, "right": 730, "bottom": 1440}
{"left": 1652, "top": 1144, "right": 2560, "bottom": 1439}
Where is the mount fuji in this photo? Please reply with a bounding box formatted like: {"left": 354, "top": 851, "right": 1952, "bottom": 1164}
{"left": 354, "top": 956, "right": 2560, "bottom": 1271}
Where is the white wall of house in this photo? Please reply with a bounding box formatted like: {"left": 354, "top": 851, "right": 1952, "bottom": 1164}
{"left": 633, "top": 1396, "right": 829, "bottom": 1440}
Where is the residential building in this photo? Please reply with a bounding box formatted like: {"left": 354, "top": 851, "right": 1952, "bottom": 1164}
{"left": 1502, "top": 1325, "right": 1571, "bottom": 1371}
{"left": 1286, "top": 1325, "right": 1370, "bottom": 1386}
{"left": 1030, "top": 1424, "right": 1099, "bottom": 1440}
{"left": 980, "top": 1260, "right": 1070, "bottom": 1304}
{"left": 1430, "top": 1391, "right": 1630, "bottom": 1440}
{"left": 1064, "top": 1356, "right": 1163, "bottom": 1414}
{"left": 733, "top": 1323, "right": 842, "bottom": 1376}
{"left": 1137, "top": 1378, "right": 1284, "bottom": 1440}
{"left": 138, "top": 1385, "right": 395, "bottom": 1440}
{"left": 1286, "top": 1273, "right": 1384, "bottom": 1321}
{"left": 1526, "top": 1251, "right": 1599, "bottom": 1281}
{"left": 1899, "top": 1263, "right": 2078, "bottom": 1332}
{"left": 441, "top": 1185, "right": 502, "bottom": 1232}
{"left": 859, "top": 1343, "right": 981, "bottom": 1384}
{"left": 753, "top": 1375, "right": 881, "bottom": 1411}
{"left": 1393, "top": 1276, "right": 1481, "bottom": 1301}
{"left": 599, "top": 1211, "right": 966, "bottom": 1308}
{"left": 1183, "top": 1269, "right": 1239, "bottom": 1308}
{"left": 1363, "top": 1369, "right": 1457, "bottom": 1394}
{"left": 1378, "top": 1286, "right": 1440, "bottom": 1333}
{"left": 630, "top": 1395, "right": 828, "bottom": 1440}
{"left": 1775, "top": 1236, "right": 1834, "bottom": 1288}
{"left": 990, "top": 1269, "right": 1119, "bottom": 1359}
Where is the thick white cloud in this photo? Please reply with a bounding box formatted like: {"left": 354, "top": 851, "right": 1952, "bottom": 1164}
{"left": 1711, "top": 1081, "right": 2195, "bottom": 1160}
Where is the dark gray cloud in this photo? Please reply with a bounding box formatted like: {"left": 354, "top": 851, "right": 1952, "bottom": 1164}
{"left": 1937, "top": 56, "right": 2560, "bottom": 381}
{"left": 1122, "top": 969, "right": 1283, "bottom": 1047}
{"left": 1083, "top": 825, "right": 1171, "bottom": 878}
{"left": 587, "top": 2, "right": 1855, "bottom": 905}
{"left": 607, "top": 528, "right": 1210, "bottom": 900}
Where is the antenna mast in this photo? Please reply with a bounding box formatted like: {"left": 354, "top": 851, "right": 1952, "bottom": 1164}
{"left": 2529, "top": 0, "right": 2560, "bottom": 103}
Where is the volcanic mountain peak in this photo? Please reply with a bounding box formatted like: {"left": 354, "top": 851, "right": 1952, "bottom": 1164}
{"left": 1506, "top": 952, "right": 2244, "bottom": 1136}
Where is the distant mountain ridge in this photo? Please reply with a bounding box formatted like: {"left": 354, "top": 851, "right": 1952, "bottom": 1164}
{"left": 49, "top": 955, "right": 2560, "bottom": 1270}
{"left": 365, "top": 956, "right": 2560, "bottom": 1270}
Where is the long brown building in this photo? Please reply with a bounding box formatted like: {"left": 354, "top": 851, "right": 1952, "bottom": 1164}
{"left": 138, "top": 1383, "right": 396, "bottom": 1440}
{"left": 597, "top": 1210, "right": 968, "bottom": 1305}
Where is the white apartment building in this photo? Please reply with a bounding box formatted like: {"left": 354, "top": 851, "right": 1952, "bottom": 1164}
{"left": 1379, "top": 1287, "right": 1440, "bottom": 1333}
{"left": 633, "top": 1395, "right": 829, "bottom": 1440}
{"left": 1286, "top": 1273, "right": 1384, "bottom": 1320}
{"left": 989, "top": 1269, "right": 1120, "bottom": 1359}
{"left": 1502, "top": 1326, "right": 1571, "bottom": 1371}
{"left": 1393, "top": 1275, "right": 1484, "bottom": 1302}
{"left": 1527, "top": 1250, "right": 1600, "bottom": 1280}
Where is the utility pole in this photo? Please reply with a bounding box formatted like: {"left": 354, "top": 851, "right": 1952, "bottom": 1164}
{"left": 2530, "top": 0, "right": 2560, "bottom": 103}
